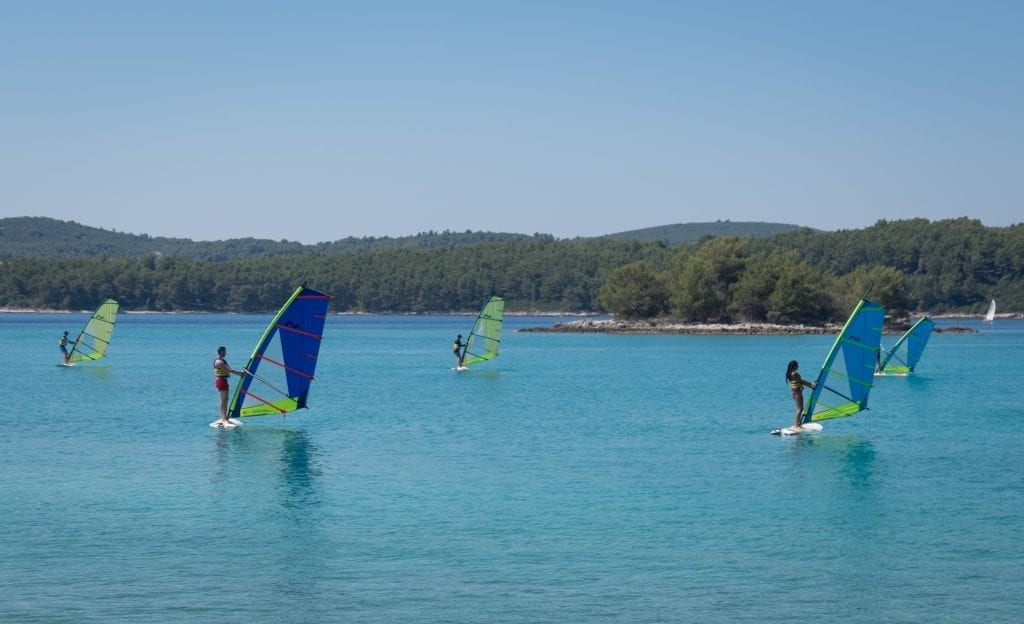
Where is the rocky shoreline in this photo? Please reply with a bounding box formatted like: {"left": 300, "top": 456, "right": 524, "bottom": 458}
{"left": 519, "top": 318, "right": 978, "bottom": 335}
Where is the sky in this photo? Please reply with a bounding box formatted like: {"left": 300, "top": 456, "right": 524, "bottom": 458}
{"left": 2, "top": 1, "right": 1021, "bottom": 244}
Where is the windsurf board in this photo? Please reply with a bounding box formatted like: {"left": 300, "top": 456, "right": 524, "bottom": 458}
{"left": 770, "top": 422, "right": 823, "bottom": 436}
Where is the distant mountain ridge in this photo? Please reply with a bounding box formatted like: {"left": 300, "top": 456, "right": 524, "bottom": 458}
{"left": 0, "top": 216, "right": 803, "bottom": 260}
{"left": 601, "top": 221, "right": 804, "bottom": 245}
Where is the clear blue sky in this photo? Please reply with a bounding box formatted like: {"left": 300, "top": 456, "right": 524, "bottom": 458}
{"left": 2, "top": 1, "right": 1021, "bottom": 243}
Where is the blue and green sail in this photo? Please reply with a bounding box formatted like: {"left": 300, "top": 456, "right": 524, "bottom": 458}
{"left": 877, "top": 316, "right": 935, "bottom": 375}
{"left": 802, "top": 299, "right": 885, "bottom": 424}
{"left": 228, "top": 286, "right": 330, "bottom": 419}
{"left": 461, "top": 296, "right": 504, "bottom": 367}
{"left": 68, "top": 299, "right": 119, "bottom": 363}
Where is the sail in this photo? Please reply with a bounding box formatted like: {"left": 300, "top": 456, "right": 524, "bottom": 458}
{"left": 228, "top": 286, "right": 330, "bottom": 419}
{"left": 68, "top": 299, "right": 119, "bottom": 363}
{"left": 878, "top": 317, "right": 935, "bottom": 375}
{"left": 461, "top": 296, "right": 504, "bottom": 367}
{"left": 984, "top": 299, "right": 996, "bottom": 323}
{"left": 803, "top": 299, "right": 885, "bottom": 424}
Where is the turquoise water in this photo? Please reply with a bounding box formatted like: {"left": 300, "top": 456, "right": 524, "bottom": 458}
{"left": 1, "top": 313, "right": 1021, "bottom": 623}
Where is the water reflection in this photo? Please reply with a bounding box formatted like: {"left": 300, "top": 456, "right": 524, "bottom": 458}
{"left": 790, "top": 432, "right": 877, "bottom": 490}
{"left": 803, "top": 434, "right": 877, "bottom": 489}
{"left": 278, "top": 428, "right": 320, "bottom": 509}
{"left": 208, "top": 424, "right": 335, "bottom": 600}
{"left": 210, "top": 425, "right": 323, "bottom": 512}
{"left": 58, "top": 364, "right": 113, "bottom": 380}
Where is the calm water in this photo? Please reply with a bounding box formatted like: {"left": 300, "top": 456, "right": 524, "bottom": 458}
{"left": 1, "top": 313, "right": 1021, "bottom": 623}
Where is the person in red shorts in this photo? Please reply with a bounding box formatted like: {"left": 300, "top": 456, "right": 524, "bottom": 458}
{"left": 213, "top": 346, "right": 245, "bottom": 427}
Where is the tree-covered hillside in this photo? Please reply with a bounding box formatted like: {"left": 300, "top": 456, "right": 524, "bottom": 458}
{"left": 0, "top": 239, "right": 673, "bottom": 313}
{"left": 0, "top": 217, "right": 543, "bottom": 260}
{"left": 600, "top": 218, "right": 1022, "bottom": 322}
{"left": 1, "top": 217, "right": 1019, "bottom": 319}
{"left": 601, "top": 221, "right": 803, "bottom": 245}
{"left": 0, "top": 216, "right": 802, "bottom": 260}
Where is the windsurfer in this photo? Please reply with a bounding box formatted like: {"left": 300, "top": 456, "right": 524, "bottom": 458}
{"left": 453, "top": 334, "right": 464, "bottom": 368}
{"left": 59, "top": 331, "right": 73, "bottom": 364}
{"left": 786, "top": 360, "right": 816, "bottom": 429}
{"left": 213, "top": 346, "right": 245, "bottom": 427}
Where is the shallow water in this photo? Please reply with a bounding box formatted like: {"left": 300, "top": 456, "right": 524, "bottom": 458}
{"left": 1, "top": 313, "right": 1021, "bottom": 623}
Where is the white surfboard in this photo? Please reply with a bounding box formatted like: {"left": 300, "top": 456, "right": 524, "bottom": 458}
{"left": 58, "top": 362, "right": 75, "bottom": 367}
{"left": 453, "top": 366, "right": 469, "bottom": 372}
{"left": 770, "top": 422, "right": 823, "bottom": 436}
{"left": 210, "top": 420, "right": 239, "bottom": 429}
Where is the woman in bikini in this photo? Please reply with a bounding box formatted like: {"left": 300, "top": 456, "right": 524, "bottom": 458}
{"left": 786, "top": 360, "right": 816, "bottom": 429}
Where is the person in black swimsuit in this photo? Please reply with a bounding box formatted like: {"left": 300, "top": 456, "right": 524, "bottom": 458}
{"left": 453, "top": 334, "right": 464, "bottom": 368}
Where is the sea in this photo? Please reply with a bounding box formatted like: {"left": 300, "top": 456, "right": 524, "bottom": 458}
{"left": 1, "top": 312, "right": 1021, "bottom": 623}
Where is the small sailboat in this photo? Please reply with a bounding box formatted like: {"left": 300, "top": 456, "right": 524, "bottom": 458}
{"left": 456, "top": 296, "right": 504, "bottom": 371}
{"left": 64, "top": 299, "right": 119, "bottom": 365}
{"left": 217, "top": 285, "right": 330, "bottom": 427}
{"left": 876, "top": 316, "right": 935, "bottom": 376}
{"left": 983, "top": 299, "right": 996, "bottom": 323}
{"left": 772, "top": 299, "right": 885, "bottom": 435}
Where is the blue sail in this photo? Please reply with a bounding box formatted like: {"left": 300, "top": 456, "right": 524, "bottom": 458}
{"left": 228, "top": 286, "right": 330, "bottom": 419}
{"left": 878, "top": 316, "right": 935, "bottom": 375}
{"left": 803, "top": 299, "right": 885, "bottom": 423}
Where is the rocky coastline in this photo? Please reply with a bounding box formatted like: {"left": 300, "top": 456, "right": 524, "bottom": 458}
{"left": 520, "top": 318, "right": 978, "bottom": 335}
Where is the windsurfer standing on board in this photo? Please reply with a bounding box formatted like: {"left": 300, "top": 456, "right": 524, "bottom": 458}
{"left": 453, "top": 334, "right": 464, "bottom": 368}
{"left": 59, "top": 331, "right": 74, "bottom": 364}
{"left": 213, "top": 346, "right": 246, "bottom": 427}
{"left": 786, "top": 360, "right": 816, "bottom": 429}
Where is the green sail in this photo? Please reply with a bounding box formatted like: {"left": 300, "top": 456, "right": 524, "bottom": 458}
{"left": 462, "top": 296, "right": 504, "bottom": 367}
{"left": 68, "top": 299, "right": 119, "bottom": 363}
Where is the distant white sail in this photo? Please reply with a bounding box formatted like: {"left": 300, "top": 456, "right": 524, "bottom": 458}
{"left": 983, "top": 299, "right": 996, "bottom": 323}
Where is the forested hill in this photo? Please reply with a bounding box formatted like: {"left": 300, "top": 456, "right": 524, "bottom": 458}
{"left": 601, "top": 221, "right": 802, "bottom": 245}
{"left": 1, "top": 216, "right": 1020, "bottom": 317}
{"left": 0, "top": 216, "right": 800, "bottom": 260}
{"left": 0, "top": 217, "right": 542, "bottom": 260}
